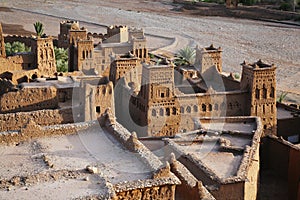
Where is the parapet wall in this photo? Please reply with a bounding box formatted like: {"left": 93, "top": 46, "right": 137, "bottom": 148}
{"left": 4, "top": 35, "right": 33, "bottom": 47}
{"left": 0, "top": 54, "right": 34, "bottom": 74}
{"left": 169, "top": 154, "right": 215, "bottom": 199}
{"left": 0, "top": 86, "right": 58, "bottom": 113}
{"left": 103, "top": 120, "right": 163, "bottom": 171}
{"left": 87, "top": 32, "right": 108, "bottom": 40}
{"left": 0, "top": 108, "right": 73, "bottom": 132}
{"left": 0, "top": 120, "right": 95, "bottom": 145}
{"left": 114, "top": 184, "right": 175, "bottom": 200}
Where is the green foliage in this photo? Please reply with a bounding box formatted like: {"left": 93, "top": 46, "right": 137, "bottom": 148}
{"left": 156, "top": 58, "right": 162, "bottom": 65}
{"left": 277, "top": 91, "right": 288, "bottom": 103}
{"left": 149, "top": 53, "right": 155, "bottom": 59}
{"left": 200, "top": 0, "right": 225, "bottom": 4}
{"left": 54, "top": 47, "right": 68, "bottom": 72}
{"left": 5, "top": 41, "right": 31, "bottom": 56}
{"left": 279, "top": 2, "right": 293, "bottom": 11}
{"left": 33, "top": 21, "right": 44, "bottom": 37}
{"left": 174, "top": 46, "right": 196, "bottom": 66}
{"left": 240, "top": 0, "right": 257, "bottom": 6}
{"left": 233, "top": 73, "right": 240, "bottom": 80}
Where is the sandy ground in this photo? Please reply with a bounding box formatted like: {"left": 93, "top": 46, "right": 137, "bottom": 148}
{"left": 0, "top": 0, "right": 299, "bottom": 103}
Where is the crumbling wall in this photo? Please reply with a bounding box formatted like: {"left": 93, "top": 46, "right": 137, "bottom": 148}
{"left": 168, "top": 154, "right": 215, "bottom": 200}
{"left": 0, "top": 86, "right": 58, "bottom": 113}
{"left": 0, "top": 108, "right": 73, "bottom": 132}
{"left": 0, "top": 120, "right": 95, "bottom": 145}
{"left": 114, "top": 185, "right": 175, "bottom": 200}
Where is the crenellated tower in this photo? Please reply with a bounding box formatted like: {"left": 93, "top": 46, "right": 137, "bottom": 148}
{"left": 131, "top": 61, "right": 180, "bottom": 137}
{"left": 240, "top": 60, "right": 277, "bottom": 135}
{"left": 195, "top": 44, "right": 222, "bottom": 74}
{"left": 31, "top": 36, "right": 57, "bottom": 76}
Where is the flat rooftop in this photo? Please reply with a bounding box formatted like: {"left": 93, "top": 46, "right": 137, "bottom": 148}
{"left": 98, "top": 42, "right": 131, "bottom": 48}
{"left": 277, "top": 106, "right": 299, "bottom": 119}
{"left": 0, "top": 124, "right": 153, "bottom": 199}
{"left": 20, "top": 77, "right": 76, "bottom": 89}
{"left": 165, "top": 117, "right": 261, "bottom": 183}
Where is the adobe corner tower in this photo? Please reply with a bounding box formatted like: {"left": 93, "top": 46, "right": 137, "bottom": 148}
{"left": 31, "top": 36, "right": 57, "bottom": 76}
{"left": 240, "top": 60, "right": 277, "bottom": 136}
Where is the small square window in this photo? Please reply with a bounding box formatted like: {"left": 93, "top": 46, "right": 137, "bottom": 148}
{"left": 96, "top": 106, "right": 101, "bottom": 113}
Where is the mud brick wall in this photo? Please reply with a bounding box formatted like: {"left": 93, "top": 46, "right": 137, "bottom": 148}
{"left": 114, "top": 185, "right": 175, "bottom": 200}
{"left": 0, "top": 121, "right": 95, "bottom": 145}
{"left": 0, "top": 86, "right": 58, "bottom": 113}
{"left": 0, "top": 108, "right": 73, "bottom": 132}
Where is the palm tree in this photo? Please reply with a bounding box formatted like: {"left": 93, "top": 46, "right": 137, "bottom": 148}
{"left": 54, "top": 47, "right": 68, "bottom": 72}
{"left": 5, "top": 41, "right": 31, "bottom": 56}
{"left": 33, "top": 21, "right": 44, "bottom": 37}
{"left": 174, "top": 46, "right": 196, "bottom": 67}
{"left": 277, "top": 91, "right": 288, "bottom": 103}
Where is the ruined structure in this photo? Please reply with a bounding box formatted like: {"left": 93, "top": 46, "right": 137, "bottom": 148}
{"left": 115, "top": 54, "right": 276, "bottom": 137}
{"left": 164, "top": 117, "right": 262, "bottom": 199}
{"left": 58, "top": 21, "right": 148, "bottom": 76}
{"left": 0, "top": 117, "right": 181, "bottom": 199}
{"left": 240, "top": 60, "right": 277, "bottom": 135}
{"left": 195, "top": 44, "right": 222, "bottom": 74}
{"left": 0, "top": 19, "right": 298, "bottom": 199}
{"left": 0, "top": 24, "right": 57, "bottom": 83}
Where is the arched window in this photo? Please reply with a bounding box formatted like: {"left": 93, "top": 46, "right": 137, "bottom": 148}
{"left": 166, "top": 108, "right": 170, "bottom": 116}
{"left": 255, "top": 88, "right": 260, "bottom": 99}
{"left": 270, "top": 86, "right": 275, "bottom": 98}
{"left": 221, "top": 102, "right": 226, "bottom": 110}
{"left": 262, "top": 85, "right": 267, "bottom": 99}
{"left": 214, "top": 104, "right": 219, "bottom": 111}
{"left": 180, "top": 106, "right": 184, "bottom": 114}
{"left": 228, "top": 103, "right": 233, "bottom": 110}
{"left": 208, "top": 104, "right": 212, "bottom": 111}
{"left": 202, "top": 104, "right": 206, "bottom": 112}
{"left": 172, "top": 107, "right": 177, "bottom": 115}
{"left": 82, "top": 51, "right": 85, "bottom": 59}
{"left": 271, "top": 105, "right": 274, "bottom": 113}
{"left": 152, "top": 109, "right": 156, "bottom": 117}
{"left": 159, "top": 108, "right": 164, "bottom": 116}
{"left": 193, "top": 105, "right": 198, "bottom": 112}
{"left": 186, "top": 106, "right": 191, "bottom": 113}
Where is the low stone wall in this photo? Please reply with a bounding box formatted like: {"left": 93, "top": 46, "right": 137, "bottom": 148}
{"left": 0, "top": 86, "right": 59, "bottom": 114}
{"left": 114, "top": 184, "right": 175, "bottom": 200}
{"left": 0, "top": 108, "right": 73, "bottom": 132}
{"left": 103, "top": 120, "right": 163, "bottom": 171}
{"left": 0, "top": 121, "right": 96, "bottom": 145}
{"left": 168, "top": 154, "right": 215, "bottom": 199}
